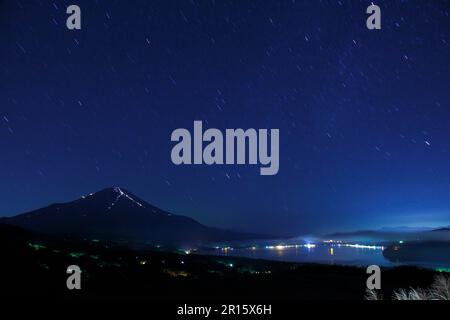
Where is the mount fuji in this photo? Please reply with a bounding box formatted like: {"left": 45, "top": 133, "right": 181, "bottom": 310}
{"left": 2, "top": 187, "right": 269, "bottom": 245}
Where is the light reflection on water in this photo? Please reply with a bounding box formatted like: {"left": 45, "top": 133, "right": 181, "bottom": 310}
{"left": 199, "top": 244, "right": 393, "bottom": 267}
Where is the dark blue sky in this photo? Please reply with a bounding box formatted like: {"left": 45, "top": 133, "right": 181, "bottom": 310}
{"left": 1, "top": 0, "right": 449, "bottom": 235}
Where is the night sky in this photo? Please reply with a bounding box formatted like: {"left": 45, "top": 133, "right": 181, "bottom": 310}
{"left": 1, "top": 0, "right": 449, "bottom": 235}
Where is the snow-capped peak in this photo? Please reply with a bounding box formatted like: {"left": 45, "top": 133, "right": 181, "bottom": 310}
{"left": 110, "top": 187, "right": 144, "bottom": 208}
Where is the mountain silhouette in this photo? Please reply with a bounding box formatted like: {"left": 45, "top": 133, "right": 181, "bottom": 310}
{"left": 2, "top": 187, "right": 268, "bottom": 246}
{"left": 323, "top": 227, "right": 450, "bottom": 243}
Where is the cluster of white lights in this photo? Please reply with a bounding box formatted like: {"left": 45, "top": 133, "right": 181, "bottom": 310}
{"left": 323, "top": 240, "right": 384, "bottom": 250}
{"left": 215, "top": 242, "right": 384, "bottom": 253}
{"left": 342, "top": 244, "right": 384, "bottom": 250}
{"left": 264, "top": 244, "right": 316, "bottom": 250}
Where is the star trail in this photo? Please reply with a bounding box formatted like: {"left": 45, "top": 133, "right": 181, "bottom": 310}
{"left": 1, "top": 0, "right": 449, "bottom": 235}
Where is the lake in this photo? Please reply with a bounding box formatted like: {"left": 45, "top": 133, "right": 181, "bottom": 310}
{"left": 196, "top": 243, "right": 444, "bottom": 269}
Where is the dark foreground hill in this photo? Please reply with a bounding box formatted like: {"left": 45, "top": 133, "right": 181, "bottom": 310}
{"left": 0, "top": 222, "right": 442, "bottom": 301}
{"left": 2, "top": 187, "right": 270, "bottom": 246}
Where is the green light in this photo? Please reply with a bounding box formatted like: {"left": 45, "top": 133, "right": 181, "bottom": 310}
{"left": 28, "top": 243, "right": 47, "bottom": 251}
{"left": 69, "top": 252, "right": 85, "bottom": 258}
{"left": 97, "top": 261, "right": 121, "bottom": 268}
{"left": 436, "top": 268, "right": 450, "bottom": 273}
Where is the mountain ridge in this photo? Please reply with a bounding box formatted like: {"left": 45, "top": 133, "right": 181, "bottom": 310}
{"left": 322, "top": 226, "right": 450, "bottom": 243}
{"left": 2, "top": 187, "right": 272, "bottom": 246}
